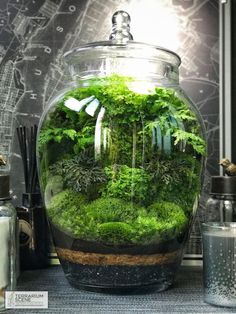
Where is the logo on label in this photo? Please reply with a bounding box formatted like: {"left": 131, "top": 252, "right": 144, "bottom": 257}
{"left": 5, "top": 291, "right": 48, "bottom": 309}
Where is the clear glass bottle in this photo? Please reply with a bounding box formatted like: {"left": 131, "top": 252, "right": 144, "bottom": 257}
{"left": 37, "top": 11, "right": 206, "bottom": 292}
{"left": 206, "top": 176, "right": 236, "bottom": 222}
{"left": 0, "top": 174, "right": 17, "bottom": 311}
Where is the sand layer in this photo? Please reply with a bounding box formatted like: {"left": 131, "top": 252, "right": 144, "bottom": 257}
{"left": 56, "top": 247, "right": 182, "bottom": 266}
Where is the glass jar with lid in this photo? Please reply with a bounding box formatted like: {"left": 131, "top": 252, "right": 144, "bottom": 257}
{"left": 0, "top": 174, "right": 17, "bottom": 310}
{"left": 37, "top": 11, "right": 206, "bottom": 292}
{"left": 206, "top": 176, "right": 236, "bottom": 222}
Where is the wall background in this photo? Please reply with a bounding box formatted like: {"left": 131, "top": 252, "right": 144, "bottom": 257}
{"left": 232, "top": 0, "right": 236, "bottom": 163}
{"left": 0, "top": 0, "right": 219, "bottom": 256}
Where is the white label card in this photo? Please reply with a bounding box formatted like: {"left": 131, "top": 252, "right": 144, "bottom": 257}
{"left": 5, "top": 291, "right": 48, "bottom": 309}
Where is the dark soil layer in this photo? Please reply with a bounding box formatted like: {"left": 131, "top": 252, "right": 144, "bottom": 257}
{"left": 50, "top": 220, "right": 184, "bottom": 292}
{"left": 60, "top": 259, "right": 180, "bottom": 293}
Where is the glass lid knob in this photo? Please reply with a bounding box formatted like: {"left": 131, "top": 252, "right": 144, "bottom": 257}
{"left": 109, "top": 10, "right": 133, "bottom": 43}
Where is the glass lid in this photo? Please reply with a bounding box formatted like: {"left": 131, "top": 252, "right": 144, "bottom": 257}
{"left": 64, "top": 11, "right": 181, "bottom": 68}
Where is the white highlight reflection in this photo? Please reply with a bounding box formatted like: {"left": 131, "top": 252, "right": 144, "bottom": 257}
{"left": 125, "top": 0, "right": 180, "bottom": 51}
{"left": 85, "top": 98, "right": 100, "bottom": 117}
{"left": 95, "top": 107, "right": 106, "bottom": 158}
{"left": 64, "top": 96, "right": 95, "bottom": 112}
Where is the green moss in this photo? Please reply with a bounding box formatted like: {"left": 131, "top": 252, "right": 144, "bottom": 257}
{"left": 131, "top": 216, "right": 163, "bottom": 244}
{"left": 102, "top": 165, "right": 151, "bottom": 205}
{"left": 47, "top": 189, "right": 87, "bottom": 219}
{"left": 147, "top": 201, "right": 187, "bottom": 235}
{"left": 83, "top": 197, "right": 145, "bottom": 223}
{"left": 47, "top": 191, "right": 187, "bottom": 245}
{"left": 98, "top": 222, "right": 134, "bottom": 244}
{"left": 44, "top": 175, "right": 64, "bottom": 207}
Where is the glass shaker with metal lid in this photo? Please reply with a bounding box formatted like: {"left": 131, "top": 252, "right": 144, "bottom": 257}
{"left": 206, "top": 176, "right": 236, "bottom": 222}
{"left": 0, "top": 174, "right": 17, "bottom": 310}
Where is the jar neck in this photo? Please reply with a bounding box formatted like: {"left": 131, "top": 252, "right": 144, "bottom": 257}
{"left": 65, "top": 42, "right": 181, "bottom": 87}
{"left": 70, "top": 58, "right": 179, "bottom": 87}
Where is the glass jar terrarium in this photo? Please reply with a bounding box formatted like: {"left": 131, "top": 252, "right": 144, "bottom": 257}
{"left": 37, "top": 11, "right": 206, "bottom": 292}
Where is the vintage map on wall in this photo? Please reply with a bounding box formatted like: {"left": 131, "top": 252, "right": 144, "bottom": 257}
{"left": 0, "top": 0, "right": 219, "bottom": 257}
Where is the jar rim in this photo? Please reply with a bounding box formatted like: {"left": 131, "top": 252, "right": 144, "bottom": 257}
{"left": 63, "top": 41, "right": 181, "bottom": 67}
{"left": 202, "top": 222, "right": 236, "bottom": 232}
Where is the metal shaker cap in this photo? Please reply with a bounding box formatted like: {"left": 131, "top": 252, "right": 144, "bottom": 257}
{"left": 210, "top": 176, "right": 236, "bottom": 196}
{"left": 0, "top": 174, "right": 10, "bottom": 200}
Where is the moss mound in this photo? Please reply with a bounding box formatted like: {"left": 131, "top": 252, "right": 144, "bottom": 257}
{"left": 84, "top": 197, "right": 145, "bottom": 223}
{"left": 47, "top": 189, "right": 87, "bottom": 218}
{"left": 98, "top": 222, "right": 134, "bottom": 244}
{"left": 147, "top": 201, "right": 188, "bottom": 235}
{"left": 48, "top": 191, "right": 188, "bottom": 245}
